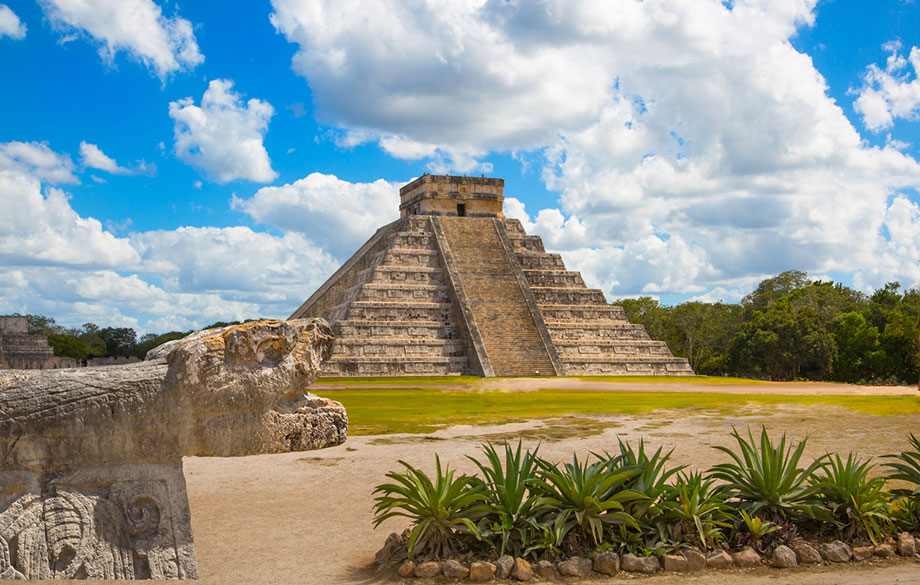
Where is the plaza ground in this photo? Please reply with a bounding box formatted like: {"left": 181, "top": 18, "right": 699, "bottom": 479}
{"left": 182, "top": 377, "right": 920, "bottom": 584}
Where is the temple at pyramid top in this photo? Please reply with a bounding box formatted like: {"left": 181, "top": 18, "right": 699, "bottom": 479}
{"left": 399, "top": 174, "right": 505, "bottom": 218}
{"left": 291, "top": 175, "right": 692, "bottom": 377}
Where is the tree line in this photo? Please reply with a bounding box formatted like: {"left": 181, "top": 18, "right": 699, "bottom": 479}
{"left": 615, "top": 271, "right": 920, "bottom": 384}
{"left": 20, "top": 316, "right": 256, "bottom": 362}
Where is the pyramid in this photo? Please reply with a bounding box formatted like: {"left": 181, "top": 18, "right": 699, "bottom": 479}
{"left": 289, "top": 175, "right": 693, "bottom": 377}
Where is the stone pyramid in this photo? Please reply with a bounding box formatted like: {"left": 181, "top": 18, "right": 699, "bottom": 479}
{"left": 290, "top": 175, "right": 692, "bottom": 377}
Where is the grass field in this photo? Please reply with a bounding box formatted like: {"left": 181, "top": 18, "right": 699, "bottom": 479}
{"left": 320, "top": 385, "right": 920, "bottom": 435}
{"left": 316, "top": 374, "right": 770, "bottom": 386}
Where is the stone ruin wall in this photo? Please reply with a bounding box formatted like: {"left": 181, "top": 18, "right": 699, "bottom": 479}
{"left": 0, "top": 316, "right": 79, "bottom": 370}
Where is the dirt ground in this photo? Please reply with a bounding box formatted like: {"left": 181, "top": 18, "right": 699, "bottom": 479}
{"left": 174, "top": 380, "right": 920, "bottom": 584}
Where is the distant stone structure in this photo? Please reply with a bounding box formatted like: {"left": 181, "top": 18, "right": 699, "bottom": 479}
{"left": 290, "top": 175, "right": 692, "bottom": 377}
{"left": 0, "top": 319, "right": 346, "bottom": 580}
{"left": 0, "top": 316, "right": 79, "bottom": 370}
{"left": 87, "top": 356, "right": 141, "bottom": 367}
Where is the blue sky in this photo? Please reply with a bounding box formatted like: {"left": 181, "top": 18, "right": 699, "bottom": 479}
{"left": 1, "top": 0, "right": 919, "bottom": 333}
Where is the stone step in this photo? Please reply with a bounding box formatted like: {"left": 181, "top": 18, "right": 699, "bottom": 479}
{"left": 341, "top": 283, "right": 448, "bottom": 304}
{"left": 507, "top": 234, "right": 545, "bottom": 253}
{"left": 515, "top": 252, "right": 566, "bottom": 270}
{"left": 546, "top": 322, "right": 652, "bottom": 340}
{"left": 500, "top": 218, "right": 527, "bottom": 235}
{"left": 561, "top": 356, "right": 695, "bottom": 375}
{"left": 321, "top": 356, "right": 469, "bottom": 377}
{"left": 332, "top": 338, "right": 467, "bottom": 357}
{"left": 531, "top": 287, "right": 607, "bottom": 305}
{"left": 523, "top": 269, "right": 586, "bottom": 288}
{"left": 438, "top": 216, "right": 556, "bottom": 377}
{"left": 354, "top": 265, "right": 445, "bottom": 287}
{"left": 385, "top": 232, "right": 437, "bottom": 250}
{"left": 332, "top": 320, "right": 460, "bottom": 339}
{"left": 554, "top": 339, "right": 673, "bottom": 357}
{"left": 539, "top": 304, "right": 630, "bottom": 322}
{"left": 329, "top": 301, "right": 454, "bottom": 322}
{"left": 371, "top": 248, "right": 441, "bottom": 268}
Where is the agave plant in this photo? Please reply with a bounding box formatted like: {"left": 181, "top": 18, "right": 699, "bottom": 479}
{"left": 660, "top": 471, "right": 732, "bottom": 550}
{"left": 708, "top": 426, "right": 827, "bottom": 522}
{"left": 811, "top": 453, "right": 891, "bottom": 545}
{"left": 467, "top": 441, "right": 544, "bottom": 557}
{"left": 373, "top": 456, "right": 487, "bottom": 559}
{"left": 883, "top": 433, "right": 920, "bottom": 530}
{"left": 530, "top": 454, "right": 645, "bottom": 548}
{"left": 596, "top": 439, "right": 684, "bottom": 522}
{"left": 884, "top": 433, "right": 920, "bottom": 496}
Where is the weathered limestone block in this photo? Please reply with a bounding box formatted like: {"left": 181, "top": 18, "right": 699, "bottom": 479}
{"left": 0, "top": 319, "right": 345, "bottom": 580}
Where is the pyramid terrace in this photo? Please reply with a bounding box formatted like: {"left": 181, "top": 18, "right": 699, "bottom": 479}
{"left": 290, "top": 175, "right": 692, "bottom": 377}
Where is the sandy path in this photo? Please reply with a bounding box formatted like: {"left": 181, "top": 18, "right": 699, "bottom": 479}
{"left": 181, "top": 390, "right": 920, "bottom": 585}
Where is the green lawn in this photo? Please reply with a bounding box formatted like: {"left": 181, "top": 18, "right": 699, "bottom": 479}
{"left": 315, "top": 374, "right": 769, "bottom": 386}
{"left": 320, "top": 386, "right": 920, "bottom": 436}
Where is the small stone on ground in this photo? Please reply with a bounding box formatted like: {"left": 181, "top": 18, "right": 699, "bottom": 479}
{"left": 732, "top": 547, "right": 761, "bottom": 567}
{"left": 662, "top": 553, "right": 689, "bottom": 571}
{"left": 682, "top": 549, "right": 706, "bottom": 571}
{"left": 852, "top": 546, "right": 874, "bottom": 561}
{"left": 442, "top": 559, "right": 468, "bottom": 578}
{"left": 512, "top": 557, "right": 533, "bottom": 581}
{"left": 794, "top": 542, "right": 822, "bottom": 564}
{"left": 706, "top": 550, "right": 733, "bottom": 569}
{"left": 415, "top": 561, "right": 441, "bottom": 578}
{"left": 594, "top": 551, "right": 619, "bottom": 575}
{"left": 819, "top": 541, "right": 852, "bottom": 563}
{"left": 558, "top": 556, "right": 592, "bottom": 577}
{"left": 534, "top": 560, "right": 556, "bottom": 579}
{"left": 899, "top": 533, "right": 917, "bottom": 557}
{"left": 621, "top": 553, "right": 660, "bottom": 573}
{"left": 469, "top": 561, "right": 496, "bottom": 582}
{"left": 496, "top": 556, "right": 514, "bottom": 579}
{"left": 773, "top": 545, "right": 797, "bottom": 568}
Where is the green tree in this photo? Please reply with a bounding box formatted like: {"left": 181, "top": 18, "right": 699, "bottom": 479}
{"left": 731, "top": 299, "right": 835, "bottom": 380}
{"left": 25, "top": 314, "right": 64, "bottom": 336}
{"left": 742, "top": 270, "right": 812, "bottom": 317}
{"left": 98, "top": 327, "right": 138, "bottom": 357}
{"left": 614, "top": 297, "right": 669, "bottom": 342}
{"left": 832, "top": 312, "right": 880, "bottom": 382}
{"left": 46, "top": 334, "right": 101, "bottom": 361}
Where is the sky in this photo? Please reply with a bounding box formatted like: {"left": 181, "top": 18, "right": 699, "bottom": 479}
{"left": 1, "top": 0, "right": 920, "bottom": 334}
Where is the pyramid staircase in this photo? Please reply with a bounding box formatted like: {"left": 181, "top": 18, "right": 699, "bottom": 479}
{"left": 291, "top": 214, "right": 692, "bottom": 377}
{"left": 501, "top": 219, "right": 694, "bottom": 375}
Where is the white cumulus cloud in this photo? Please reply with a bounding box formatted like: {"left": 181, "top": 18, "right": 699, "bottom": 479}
{"left": 270, "top": 0, "right": 919, "bottom": 298}
{"left": 0, "top": 141, "right": 77, "bottom": 184}
{"left": 79, "top": 141, "right": 130, "bottom": 174}
{"left": 0, "top": 144, "right": 353, "bottom": 332}
{"left": 854, "top": 42, "right": 920, "bottom": 131}
{"left": 236, "top": 172, "right": 401, "bottom": 258}
{"left": 40, "top": 0, "right": 203, "bottom": 79}
{"left": 169, "top": 79, "right": 278, "bottom": 184}
{"left": 0, "top": 4, "right": 26, "bottom": 39}
{"left": 0, "top": 169, "right": 139, "bottom": 268}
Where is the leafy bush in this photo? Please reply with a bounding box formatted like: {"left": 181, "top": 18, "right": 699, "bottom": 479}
{"left": 373, "top": 456, "right": 486, "bottom": 560}
{"left": 661, "top": 472, "right": 731, "bottom": 550}
{"left": 467, "top": 441, "right": 543, "bottom": 558}
{"left": 811, "top": 453, "right": 891, "bottom": 544}
{"left": 738, "top": 510, "right": 781, "bottom": 551}
{"left": 708, "top": 427, "right": 827, "bottom": 522}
